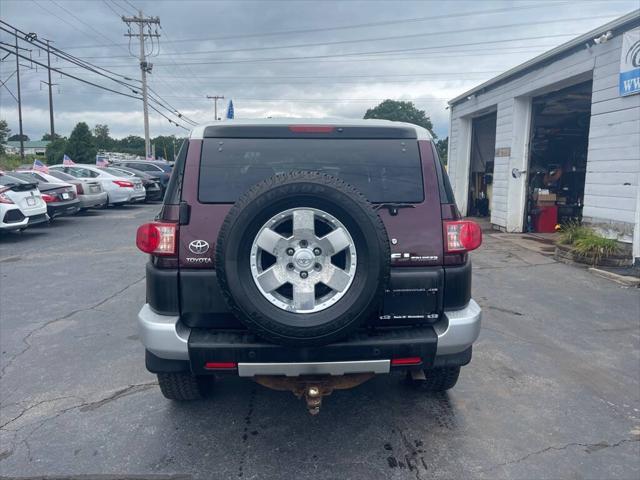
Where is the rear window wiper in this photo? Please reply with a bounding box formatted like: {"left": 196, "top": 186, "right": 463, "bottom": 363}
{"left": 373, "top": 203, "right": 416, "bottom": 216}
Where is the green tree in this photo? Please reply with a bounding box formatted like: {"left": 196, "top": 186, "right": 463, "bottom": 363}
{"left": 113, "top": 135, "right": 145, "bottom": 156}
{"left": 93, "top": 124, "right": 113, "bottom": 150}
{"left": 0, "top": 120, "right": 10, "bottom": 155}
{"left": 436, "top": 137, "right": 448, "bottom": 166}
{"left": 8, "top": 133, "right": 29, "bottom": 141}
{"left": 364, "top": 100, "right": 435, "bottom": 137}
{"left": 45, "top": 137, "right": 68, "bottom": 164}
{"left": 41, "top": 132, "right": 61, "bottom": 141}
{"left": 66, "top": 122, "right": 96, "bottom": 163}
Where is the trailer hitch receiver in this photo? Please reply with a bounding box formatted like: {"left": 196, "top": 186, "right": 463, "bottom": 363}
{"left": 253, "top": 373, "right": 374, "bottom": 415}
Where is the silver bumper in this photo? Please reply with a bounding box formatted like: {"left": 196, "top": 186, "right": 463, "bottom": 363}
{"left": 137, "top": 304, "right": 189, "bottom": 360}
{"left": 137, "top": 299, "right": 482, "bottom": 364}
{"left": 435, "top": 299, "right": 482, "bottom": 355}
{"left": 238, "top": 360, "right": 389, "bottom": 377}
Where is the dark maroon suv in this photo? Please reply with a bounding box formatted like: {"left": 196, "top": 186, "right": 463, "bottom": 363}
{"left": 136, "top": 119, "right": 482, "bottom": 414}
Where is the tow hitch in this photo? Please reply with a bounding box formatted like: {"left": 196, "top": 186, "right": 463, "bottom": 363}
{"left": 253, "top": 373, "right": 375, "bottom": 415}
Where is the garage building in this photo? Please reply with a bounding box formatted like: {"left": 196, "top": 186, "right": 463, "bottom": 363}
{"left": 446, "top": 11, "right": 640, "bottom": 263}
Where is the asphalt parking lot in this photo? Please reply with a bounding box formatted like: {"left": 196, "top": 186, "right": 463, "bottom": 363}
{"left": 1, "top": 203, "right": 638, "bottom": 480}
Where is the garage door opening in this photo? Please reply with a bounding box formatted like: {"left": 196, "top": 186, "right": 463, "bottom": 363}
{"left": 525, "top": 80, "right": 592, "bottom": 233}
{"left": 467, "top": 112, "right": 496, "bottom": 217}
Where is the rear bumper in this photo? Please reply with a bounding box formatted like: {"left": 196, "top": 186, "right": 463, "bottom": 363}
{"left": 137, "top": 300, "right": 481, "bottom": 374}
{"left": 48, "top": 199, "right": 80, "bottom": 217}
{"left": 78, "top": 192, "right": 108, "bottom": 209}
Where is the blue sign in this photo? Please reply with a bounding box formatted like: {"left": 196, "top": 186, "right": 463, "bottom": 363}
{"left": 619, "top": 28, "right": 640, "bottom": 97}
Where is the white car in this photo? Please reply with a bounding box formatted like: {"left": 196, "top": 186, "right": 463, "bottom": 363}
{"left": 50, "top": 164, "right": 145, "bottom": 206}
{"left": 19, "top": 169, "right": 108, "bottom": 210}
{"left": 0, "top": 174, "right": 48, "bottom": 231}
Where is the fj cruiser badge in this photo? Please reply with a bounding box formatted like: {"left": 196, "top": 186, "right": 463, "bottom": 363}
{"left": 189, "top": 239, "right": 210, "bottom": 255}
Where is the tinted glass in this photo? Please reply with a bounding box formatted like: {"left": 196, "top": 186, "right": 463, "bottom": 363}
{"left": 0, "top": 175, "right": 27, "bottom": 185}
{"left": 102, "top": 167, "right": 131, "bottom": 177}
{"left": 7, "top": 172, "right": 34, "bottom": 183}
{"left": 48, "top": 170, "right": 76, "bottom": 181}
{"left": 68, "top": 167, "right": 98, "bottom": 178}
{"left": 199, "top": 138, "right": 424, "bottom": 203}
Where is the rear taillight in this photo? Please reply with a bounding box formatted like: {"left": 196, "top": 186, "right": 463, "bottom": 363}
{"left": 289, "top": 125, "right": 334, "bottom": 133}
{"left": 113, "top": 180, "right": 134, "bottom": 188}
{"left": 74, "top": 183, "right": 84, "bottom": 195}
{"left": 41, "top": 193, "right": 57, "bottom": 203}
{"left": 136, "top": 222, "right": 177, "bottom": 255}
{"left": 443, "top": 220, "right": 482, "bottom": 252}
{"left": 0, "top": 187, "right": 13, "bottom": 204}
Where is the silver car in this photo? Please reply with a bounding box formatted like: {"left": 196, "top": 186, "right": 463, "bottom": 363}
{"left": 18, "top": 170, "right": 108, "bottom": 210}
{"left": 50, "top": 165, "right": 146, "bottom": 206}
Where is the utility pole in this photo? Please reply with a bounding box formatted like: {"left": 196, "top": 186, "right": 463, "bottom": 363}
{"left": 43, "top": 39, "right": 56, "bottom": 139}
{"left": 206, "top": 95, "right": 224, "bottom": 121}
{"left": 14, "top": 32, "right": 24, "bottom": 160}
{"left": 122, "top": 11, "right": 160, "bottom": 159}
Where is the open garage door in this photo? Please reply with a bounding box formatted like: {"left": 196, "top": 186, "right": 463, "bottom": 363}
{"left": 526, "top": 80, "right": 592, "bottom": 233}
{"left": 467, "top": 112, "right": 497, "bottom": 217}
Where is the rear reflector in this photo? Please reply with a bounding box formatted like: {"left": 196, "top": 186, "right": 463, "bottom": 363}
{"left": 135, "top": 222, "right": 177, "bottom": 255}
{"left": 204, "top": 362, "right": 237, "bottom": 370}
{"left": 443, "top": 220, "right": 482, "bottom": 253}
{"left": 288, "top": 125, "right": 334, "bottom": 133}
{"left": 391, "top": 357, "right": 422, "bottom": 366}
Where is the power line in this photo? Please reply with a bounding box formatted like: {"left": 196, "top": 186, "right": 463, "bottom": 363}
{"left": 102, "top": 0, "right": 125, "bottom": 19}
{"left": 77, "top": 13, "right": 618, "bottom": 60}
{"left": 0, "top": 44, "right": 142, "bottom": 100}
{"left": 0, "top": 32, "right": 195, "bottom": 128}
{"left": 58, "top": 32, "right": 582, "bottom": 68}
{"left": 59, "top": 2, "right": 576, "bottom": 50}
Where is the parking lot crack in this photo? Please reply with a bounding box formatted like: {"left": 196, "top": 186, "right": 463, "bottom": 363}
{"left": 0, "top": 276, "right": 144, "bottom": 378}
{"left": 483, "top": 437, "right": 640, "bottom": 472}
{"left": 0, "top": 395, "right": 80, "bottom": 431}
{"left": 78, "top": 382, "right": 157, "bottom": 412}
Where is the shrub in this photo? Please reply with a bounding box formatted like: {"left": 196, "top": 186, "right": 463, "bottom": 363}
{"left": 572, "top": 233, "right": 619, "bottom": 266}
{"left": 0, "top": 154, "right": 35, "bottom": 171}
{"left": 558, "top": 221, "right": 591, "bottom": 245}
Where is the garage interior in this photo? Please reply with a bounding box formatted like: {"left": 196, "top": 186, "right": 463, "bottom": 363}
{"left": 525, "top": 80, "right": 592, "bottom": 232}
{"left": 467, "top": 112, "right": 497, "bottom": 217}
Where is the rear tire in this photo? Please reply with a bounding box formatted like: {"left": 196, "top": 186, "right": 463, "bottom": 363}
{"left": 157, "top": 372, "right": 210, "bottom": 400}
{"left": 407, "top": 367, "right": 460, "bottom": 392}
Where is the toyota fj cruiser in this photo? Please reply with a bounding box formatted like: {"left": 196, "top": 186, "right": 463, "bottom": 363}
{"left": 136, "top": 119, "right": 482, "bottom": 414}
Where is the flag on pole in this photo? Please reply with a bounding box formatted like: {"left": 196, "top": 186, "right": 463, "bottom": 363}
{"left": 32, "top": 159, "right": 49, "bottom": 173}
{"left": 226, "top": 100, "right": 234, "bottom": 119}
{"left": 96, "top": 154, "right": 108, "bottom": 167}
{"left": 63, "top": 154, "right": 76, "bottom": 166}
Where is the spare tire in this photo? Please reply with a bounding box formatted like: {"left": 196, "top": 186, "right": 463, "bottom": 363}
{"left": 216, "top": 171, "right": 390, "bottom": 346}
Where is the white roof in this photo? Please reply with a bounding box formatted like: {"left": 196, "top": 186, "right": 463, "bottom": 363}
{"left": 189, "top": 118, "right": 433, "bottom": 140}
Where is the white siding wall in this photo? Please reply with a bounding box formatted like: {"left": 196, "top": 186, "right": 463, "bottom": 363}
{"left": 583, "top": 33, "right": 640, "bottom": 243}
{"left": 448, "top": 29, "right": 639, "bottom": 243}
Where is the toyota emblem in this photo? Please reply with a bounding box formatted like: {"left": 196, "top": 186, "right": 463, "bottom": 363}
{"left": 189, "top": 239, "right": 210, "bottom": 255}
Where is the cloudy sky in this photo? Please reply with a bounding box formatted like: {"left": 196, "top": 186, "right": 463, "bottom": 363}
{"left": 1, "top": 0, "right": 638, "bottom": 140}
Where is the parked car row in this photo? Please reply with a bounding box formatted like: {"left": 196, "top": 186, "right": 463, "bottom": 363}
{"left": 0, "top": 161, "right": 170, "bottom": 234}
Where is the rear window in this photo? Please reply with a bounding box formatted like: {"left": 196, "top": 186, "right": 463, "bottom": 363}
{"left": 199, "top": 138, "right": 424, "bottom": 203}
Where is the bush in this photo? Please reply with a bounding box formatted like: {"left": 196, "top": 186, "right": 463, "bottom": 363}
{"left": 558, "top": 221, "right": 591, "bottom": 245}
{"left": 557, "top": 221, "right": 620, "bottom": 266}
{"left": 0, "top": 154, "right": 34, "bottom": 171}
{"left": 573, "top": 233, "right": 619, "bottom": 266}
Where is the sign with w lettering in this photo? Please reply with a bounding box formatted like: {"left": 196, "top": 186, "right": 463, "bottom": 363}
{"left": 619, "top": 28, "right": 640, "bottom": 97}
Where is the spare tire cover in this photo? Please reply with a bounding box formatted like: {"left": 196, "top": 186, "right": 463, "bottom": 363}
{"left": 216, "top": 171, "right": 390, "bottom": 346}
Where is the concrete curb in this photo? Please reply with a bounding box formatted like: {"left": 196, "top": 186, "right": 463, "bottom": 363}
{"left": 588, "top": 268, "right": 640, "bottom": 287}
